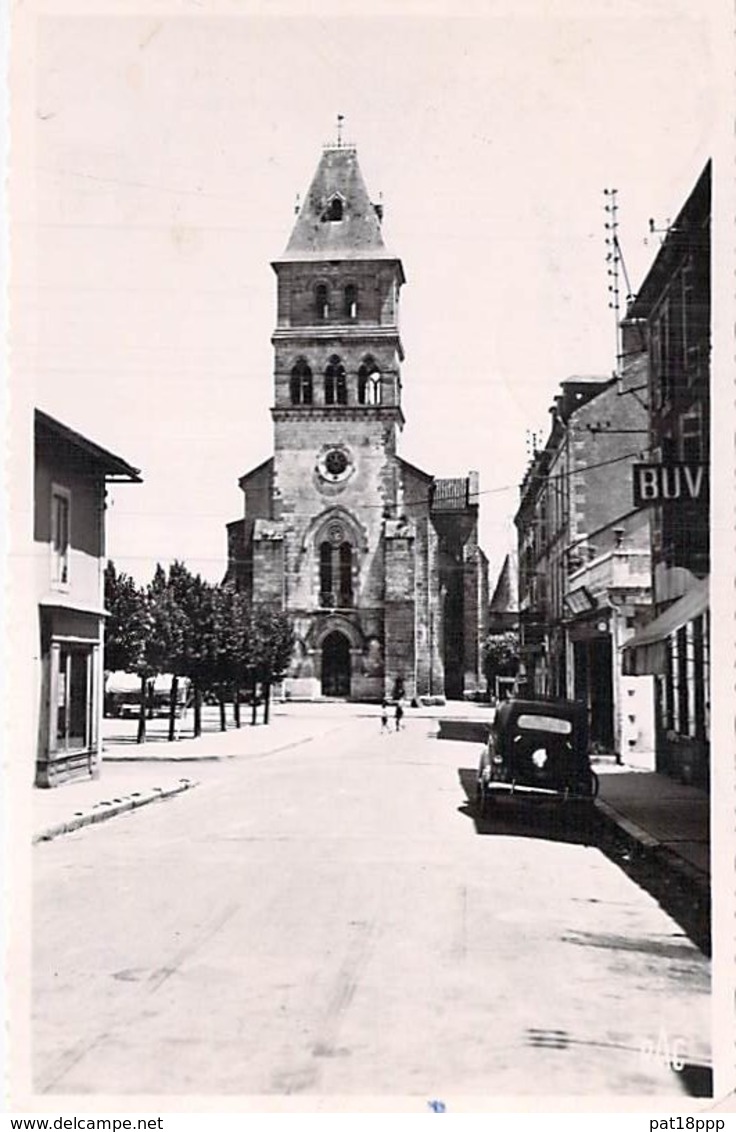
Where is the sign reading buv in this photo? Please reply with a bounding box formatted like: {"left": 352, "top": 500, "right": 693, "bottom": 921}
{"left": 633, "top": 463, "right": 709, "bottom": 508}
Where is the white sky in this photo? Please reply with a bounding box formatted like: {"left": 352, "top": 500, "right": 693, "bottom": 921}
{"left": 14, "top": 1, "right": 718, "bottom": 587}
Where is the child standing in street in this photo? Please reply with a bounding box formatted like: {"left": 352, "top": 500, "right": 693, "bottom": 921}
{"left": 394, "top": 698, "right": 404, "bottom": 732}
{"left": 380, "top": 699, "right": 390, "bottom": 733}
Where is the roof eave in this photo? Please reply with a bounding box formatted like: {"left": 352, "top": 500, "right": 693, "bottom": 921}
{"left": 34, "top": 409, "right": 142, "bottom": 482}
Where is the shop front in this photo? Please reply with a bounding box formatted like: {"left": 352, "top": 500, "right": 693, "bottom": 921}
{"left": 36, "top": 602, "right": 104, "bottom": 788}
{"left": 623, "top": 578, "right": 709, "bottom": 787}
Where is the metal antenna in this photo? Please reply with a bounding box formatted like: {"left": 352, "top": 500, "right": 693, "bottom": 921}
{"left": 603, "top": 188, "right": 622, "bottom": 381}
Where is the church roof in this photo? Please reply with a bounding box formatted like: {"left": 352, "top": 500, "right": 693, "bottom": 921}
{"left": 275, "top": 145, "right": 400, "bottom": 266}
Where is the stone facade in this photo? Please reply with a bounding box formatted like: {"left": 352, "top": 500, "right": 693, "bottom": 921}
{"left": 227, "top": 143, "right": 486, "bottom": 701}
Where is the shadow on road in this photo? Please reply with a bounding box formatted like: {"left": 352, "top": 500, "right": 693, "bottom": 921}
{"left": 457, "top": 767, "right": 711, "bottom": 959}
{"left": 456, "top": 767, "right": 598, "bottom": 847}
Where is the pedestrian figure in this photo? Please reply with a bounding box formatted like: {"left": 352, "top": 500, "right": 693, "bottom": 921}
{"left": 394, "top": 698, "right": 404, "bottom": 732}
{"left": 380, "top": 698, "right": 391, "bottom": 733}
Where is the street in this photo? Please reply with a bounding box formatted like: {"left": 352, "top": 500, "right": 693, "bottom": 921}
{"left": 33, "top": 710, "right": 710, "bottom": 1099}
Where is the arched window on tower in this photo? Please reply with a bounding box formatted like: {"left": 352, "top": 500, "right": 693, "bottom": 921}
{"left": 319, "top": 542, "right": 333, "bottom": 605}
{"left": 290, "top": 359, "right": 313, "bottom": 405}
{"left": 344, "top": 284, "right": 357, "bottom": 320}
{"left": 339, "top": 542, "right": 353, "bottom": 606}
{"left": 315, "top": 283, "right": 329, "bottom": 321}
{"left": 318, "top": 534, "right": 354, "bottom": 608}
{"left": 358, "top": 358, "right": 382, "bottom": 405}
{"left": 325, "top": 356, "right": 347, "bottom": 405}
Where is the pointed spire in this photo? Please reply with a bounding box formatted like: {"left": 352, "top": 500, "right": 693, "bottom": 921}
{"left": 278, "top": 143, "right": 394, "bottom": 263}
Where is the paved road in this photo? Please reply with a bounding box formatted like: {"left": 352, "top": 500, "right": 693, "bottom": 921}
{"left": 33, "top": 714, "right": 710, "bottom": 1100}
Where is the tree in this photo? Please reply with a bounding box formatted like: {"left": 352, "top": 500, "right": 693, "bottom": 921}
{"left": 207, "top": 583, "right": 251, "bottom": 732}
{"left": 166, "top": 562, "right": 216, "bottom": 738}
{"left": 246, "top": 606, "right": 295, "bottom": 725}
{"left": 104, "top": 561, "right": 151, "bottom": 741}
{"left": 104, "top": 562, "right": 147, "bottom": 675}
{"left": 219, "top": 585, "right": 251, "bottom": 729}
{"left": 148, "top": 564, "right": 188, "bottom": 741}
{"left": 482, "top": 629, "right": 520, "bottom": 699}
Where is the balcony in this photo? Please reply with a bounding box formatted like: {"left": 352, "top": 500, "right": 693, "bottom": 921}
{"left": 568, "top": 549, "right": 651, "bottom": 600}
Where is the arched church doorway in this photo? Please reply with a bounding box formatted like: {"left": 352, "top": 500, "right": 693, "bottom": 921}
{"left": 321, "top": 631, "right": 351, "bottom": 698}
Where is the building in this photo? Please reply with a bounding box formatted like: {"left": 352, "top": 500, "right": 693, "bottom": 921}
{"left": 515, "top": 346, "right": 656, "bottom": 765}
{"left": 623, "top": 161, "right": 710, "bottom": 786}
{"left": 226, "top": 140, "right": 487, "bottom": 702}
{"left": 34, "top": 410, "right": 141, "bottom": 787}
{"left": 516, "top": 376, "right": 613, "bottom": 700}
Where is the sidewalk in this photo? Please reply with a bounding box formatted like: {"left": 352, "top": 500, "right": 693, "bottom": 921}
{"left": 33, "top": 704, "right": 361, "bottom": 843}
{"left": 596, "top": 767, "right": 710, "bottom": 886}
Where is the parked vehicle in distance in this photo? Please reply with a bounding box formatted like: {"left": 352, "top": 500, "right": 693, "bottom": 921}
{"left": 476, "top": 697, "right": 599, "bottom": 816}
{"left": 104, "top": 672, "right": 191, "bottom": 719}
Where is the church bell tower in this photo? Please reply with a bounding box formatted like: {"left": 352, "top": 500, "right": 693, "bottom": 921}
{"left": 228, "top": 130, "right": 484, "bottom": 704}
{"left": 262, "top": 137, "right": 410, "bottom": 700}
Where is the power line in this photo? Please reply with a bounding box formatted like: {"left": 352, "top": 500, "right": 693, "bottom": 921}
{"left": 105, "top": 449, "right": 652, "bottom": 526}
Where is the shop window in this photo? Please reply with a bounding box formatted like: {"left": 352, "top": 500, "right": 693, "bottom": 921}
{"left": 665, "top": 635, "right": 676, "bottom": 731}
{"left": 52, "top": 643, "right": 93, "bottom": 752}
{"left": 693, "top": 615, "right": 706, "bottom": 740}
{"left": 703, "top": 613, "right": 710, "bottom": 740}
{"left": 290, "top": 359, "right": 313, "bottom": 405}
{"left": 325, "top": 356, "right": 347, "bottom": 405}
{"left": 676, "top": 626, "right": 689, "bottom": 735}
{"left": 51, "top": 486, "right": 70, "bottom": 587}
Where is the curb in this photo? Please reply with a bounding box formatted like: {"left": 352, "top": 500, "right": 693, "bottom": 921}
{"left": 102, "top": 727, "right": 338, "bottom": 764}
{"left": 595, "top": 797, "right": 660, "bottom": 849}
{"left": 33, "top": 778, "right": 198, "bottom": 844}
{"left": 594, "top": 796, "right": 710, "bottom": 894}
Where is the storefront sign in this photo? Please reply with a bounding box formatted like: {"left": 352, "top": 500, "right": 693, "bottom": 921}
{"left": 633, "top": 463, "right": 709, "bottom": 508}
{"left": 564, "top": 587, "right": 597, "bottom": 616}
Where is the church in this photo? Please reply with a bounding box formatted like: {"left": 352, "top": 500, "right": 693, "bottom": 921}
{"left": 226, "top": 138, "right": 488, "bottom": 702}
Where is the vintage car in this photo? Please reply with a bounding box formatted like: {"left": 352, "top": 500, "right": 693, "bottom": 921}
{"left": 476, "top": 697, "right": 599, "bottom": 815}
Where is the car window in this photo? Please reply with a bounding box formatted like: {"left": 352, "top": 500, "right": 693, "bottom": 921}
{"left": 516, "top": 714, "right": 572, "bottom": 735}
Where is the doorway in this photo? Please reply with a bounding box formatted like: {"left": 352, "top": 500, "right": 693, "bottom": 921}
{"left": 321, "top": 631, "right": 351, "bottom": 698}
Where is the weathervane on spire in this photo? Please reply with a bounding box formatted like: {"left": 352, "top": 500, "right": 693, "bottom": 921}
{"left": 336, "top": 113, "right": 344, "bottom": 147}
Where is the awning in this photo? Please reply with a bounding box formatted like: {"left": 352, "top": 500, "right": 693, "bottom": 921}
{"left": 622, "top": 578, "right": 708, "bottom": 675}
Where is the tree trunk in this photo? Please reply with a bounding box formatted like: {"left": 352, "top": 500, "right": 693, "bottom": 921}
{"left": 263, "top": 681, "right": 271, "bottom": 725}
{"left": 137, "top": 674, "right": 147, "bottom": 744}
{"left": 193, "top": 685, "right": 202, "bottom": 738}
{"left": 219, "top": 691, "right": 227, "bottom": 732}
{"left": 233, "top": 686, "right": 241, "bottom": 728}
{"left": 168, "top": 675, "right": 179, "bottom": 742}
{"left": 250, "top": 676, "right": 258, "bottom": 726}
